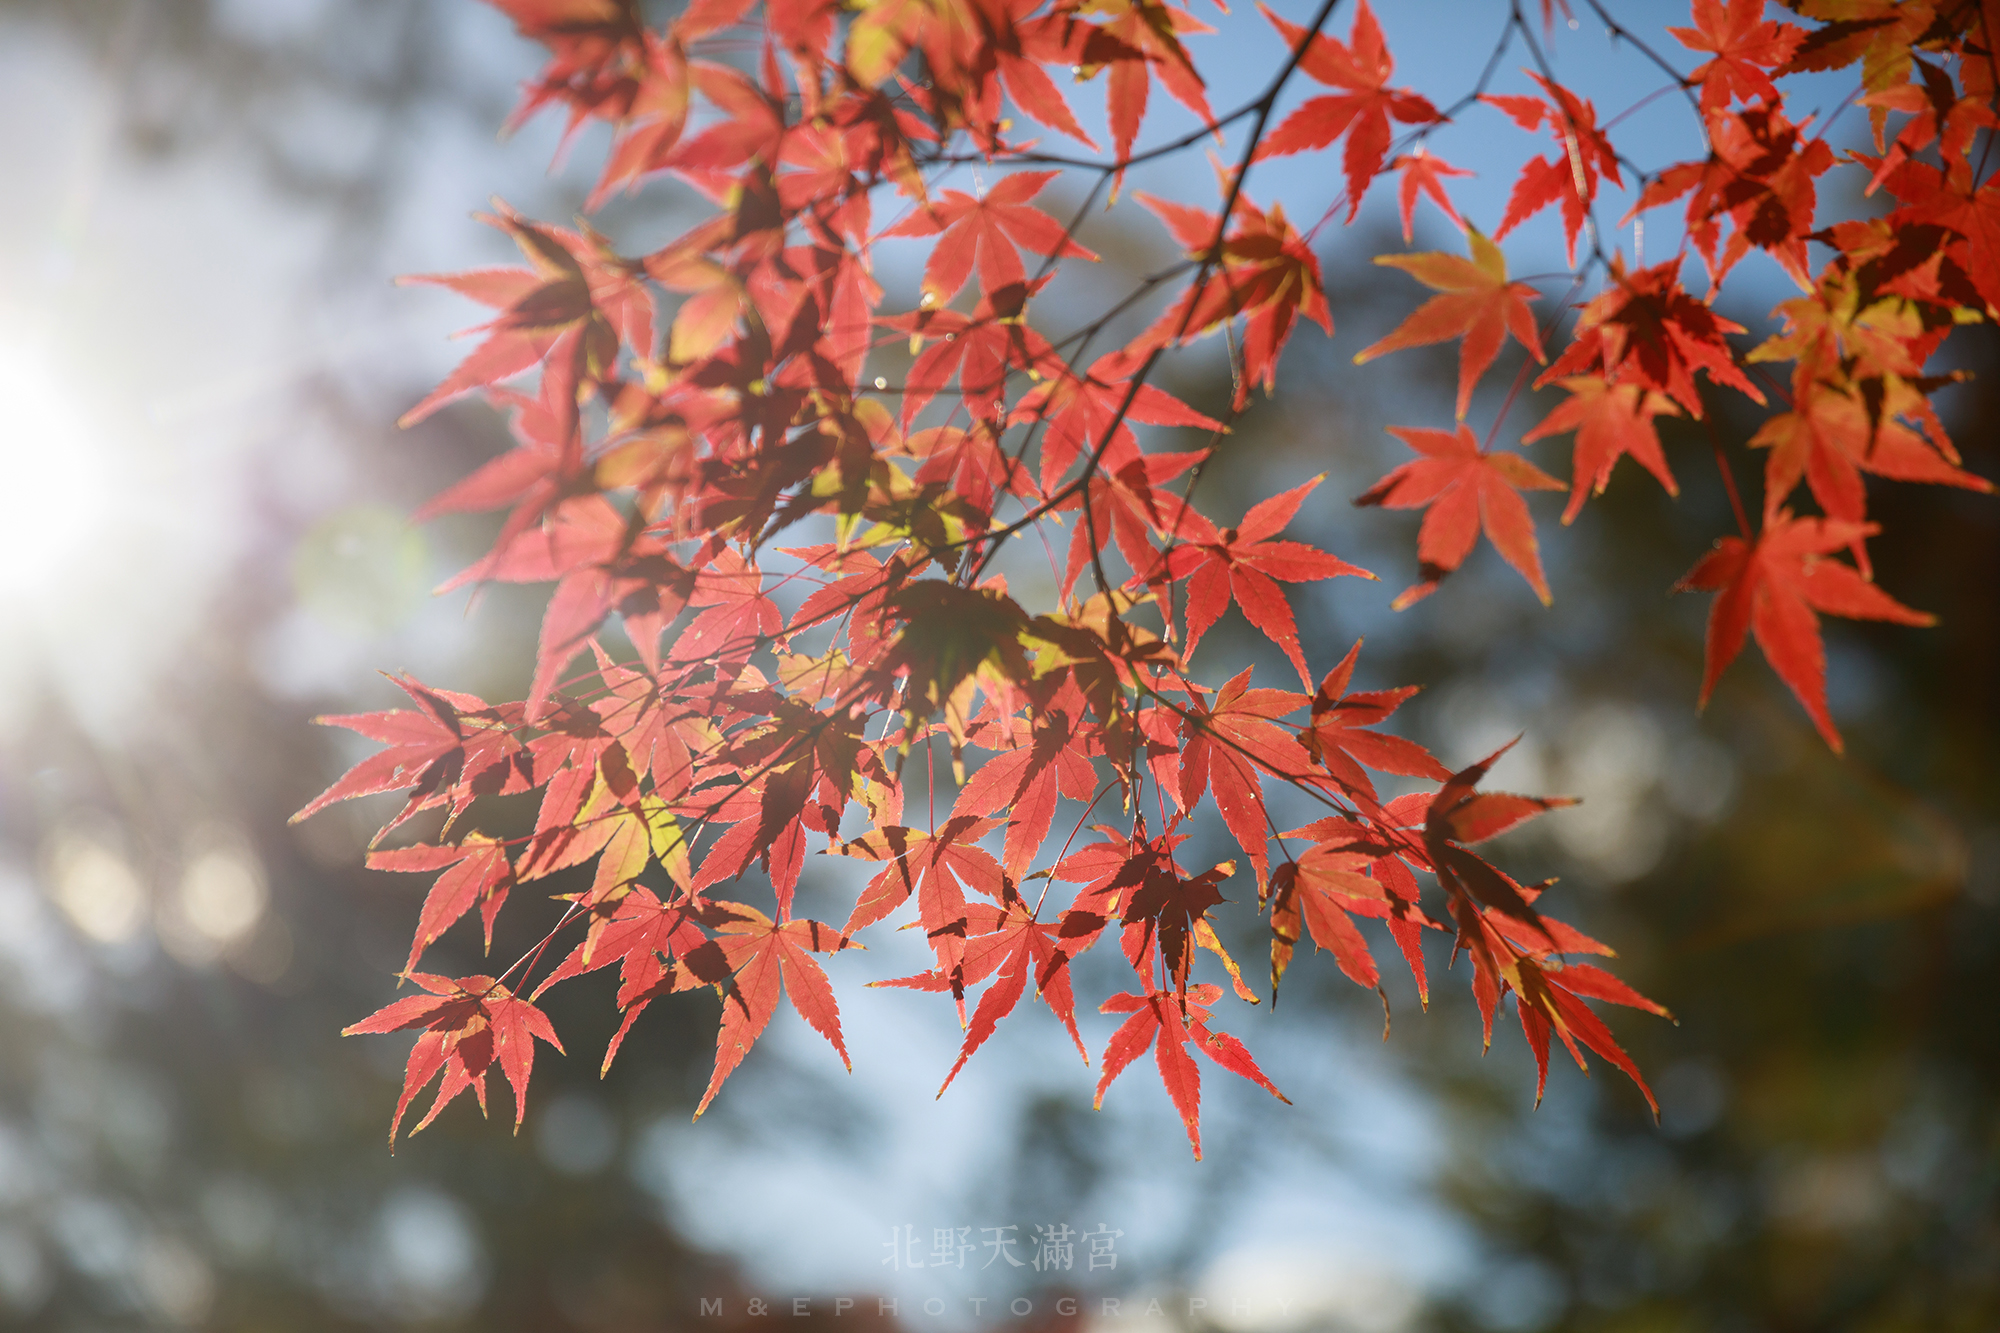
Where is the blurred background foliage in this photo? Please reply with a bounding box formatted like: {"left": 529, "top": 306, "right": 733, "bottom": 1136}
{"left": 0, "top": 1, "right": 1995, "bottom": 1331}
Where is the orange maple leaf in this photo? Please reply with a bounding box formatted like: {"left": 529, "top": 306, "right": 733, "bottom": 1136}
{"left": 1751, "top": 383, "right": 1992, "bottom": 533}
{"left": 1355, "top": 227, "right": 1545, "bottom": 421}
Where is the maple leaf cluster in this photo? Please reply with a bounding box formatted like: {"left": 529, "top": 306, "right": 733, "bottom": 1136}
{"left": 299, "top": 0, "right": 1991, "bottom": 1156}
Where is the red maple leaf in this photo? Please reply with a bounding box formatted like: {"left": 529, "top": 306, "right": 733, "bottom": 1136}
{"left": 1060, "top": 448, "right": 1205, "bottom": 599}
{"left": 1424, "top": 741, "right": 1577, "bottom": 862}
{"left": 1389, "top": 147, "right": 1471, "bottom": 242}
{"left": 1669, "top": 0, "right": 1805, "bottom": 113}
{"left": 344, "top": 974, "right": 564, "bottom": 1147}
{"left": 880, "top": 171, "right": 1098, "bottom": 306}
{"left": 1298, "top": 638, "right": 1450, "bottom": 808}
{"left": 1174, "top": 669, "right": 1309, "bottom": 889}
{"left": 650, "top": 61, "right": 788, "bottom": 191}
{"left": 1486, "top": 74, "right": 1622, "bottom": 265}
{"left": 530, "top": 888, "right": 733, "bottom": 1073}
{"left": 1266, "top": 836, "right": 1443, "bottom": 1000}
{"left": 1409, "top": 743, "right": 1583, "bottom": 1040}
{"left": 368, "top": 835, "right": 517, "bottom": 974}
{"left": 1285, "top": 808, "right": 1439, "bottom": 990}
{"left": 1062, "top": 0, "right": 1216, "bottom": 183}
{"left": 884, "top": 278, "right": 1063, "bottom": 427}
{"left": 1448, "top": 874, "right": 1668, "bottom": 1110}
{"left": 838, "top": 816, "right": 1007, "bottom": 929}
{"left": 977, "top": 0, "right": 1105, "bottom": 147}
{"left": 488, "top": 0, "right": 654, "bottom": 135}
{"left": 1049, "top": 822, "right": 1186, "bottom": 963}
{"left": 1521, "top": 375, "right": 1683, "bottom": 524}
{"left": 1623, "top": 100, "right": 1835, "bottom": 287}
{"left": 1676, "top": 510, "right": 1935, "bottom": 750}
{"left": 1858, "top": 63, "right": 1996, "bottom": 198}
{"left": 292, "top": 676, "right": 530, "bottom": 839}
{"left": 955, "top": 703, "right": 1099, "bottom": 877}
{"left": 1535, "top": 256, "right": 1764, "bottom": 416}
{"left": 1751, "top": 383, "right": 1992, "bottom": 536}
{"left": 1253, "top": 0, "right": 1441, "bottom": 216}
{"left": 399, "top": 204, "right": 650, "bottom": 425}
{"left": 1137, "top": 189, "right": 1331, "bottom": 408}
{"left": 531, "top": 885, "right": 716, "bottom": 1002}
{"left": 1512, "top": 949, "right": 1668, "bottom": 1112}
{"left": 696, "top": 904, "right": 859, "bottom": 1118}
{"left": 1150, "top": 474, "right": 1372, "bottom": 687}
{"left": 1094, "top": 984, "right": 1287, "bottom": 1160}
{"left": 875, "top": 894, "right": 1088, "bottom": 1091}
{"left": 834, "top": 816, "right": 1006, "bottom": 1012}
{"left": 585, "top": 0, "right": 769, "bottom": 204}
{"left": 1355, "top": 424, "right": 1565, "bottom": 608}
{"left": 1013, "top": 349, "right": 1223, "bottom": 495}
{"left": 1879, "top": 159, "right": 2000, "bottom": 318}
{"left": 585, "top": 45, "right": 697, "bottom": 206}
{"left": 1119, "top": 857, "right": 1235, "bottom": 1001}
{"left": 668, "top": 548, "right": 782, "bottom": 667}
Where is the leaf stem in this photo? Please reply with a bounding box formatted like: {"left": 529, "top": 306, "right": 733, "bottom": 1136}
{"left": 1702, "top": 399, "right": 1754, "bottom": 540}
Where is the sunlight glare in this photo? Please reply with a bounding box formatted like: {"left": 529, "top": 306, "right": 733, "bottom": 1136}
{"left": 0, "top": 330, "right": 112, "bottom": 604}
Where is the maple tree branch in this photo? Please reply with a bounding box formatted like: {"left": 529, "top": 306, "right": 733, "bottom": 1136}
{"left": 1577, "top": 0, "right": 1699, "bottom": 108}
